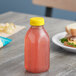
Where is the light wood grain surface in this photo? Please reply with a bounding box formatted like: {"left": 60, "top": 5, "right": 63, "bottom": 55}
{"left": 33, "top": 0, "right": 76, "bottom": 12}
{"left": 0, "top": 11, "right": 76, "bottom": 76}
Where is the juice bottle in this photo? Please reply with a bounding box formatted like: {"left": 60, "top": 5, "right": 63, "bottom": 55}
{"left": 24, "top": 17, "right": 50, "bottom": 73}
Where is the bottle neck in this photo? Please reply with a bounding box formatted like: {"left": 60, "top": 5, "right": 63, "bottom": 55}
{"left": 31, "top": 25, "right": 44, "bottom": 29}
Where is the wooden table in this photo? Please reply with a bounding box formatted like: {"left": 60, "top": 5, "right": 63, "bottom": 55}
{"left": 0, "top": 12, "right": 76, "bottom": 76}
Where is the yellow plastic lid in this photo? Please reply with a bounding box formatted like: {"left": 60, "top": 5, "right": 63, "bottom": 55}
{"left": 30, "top": 17, "right": 44, "bottom": 26}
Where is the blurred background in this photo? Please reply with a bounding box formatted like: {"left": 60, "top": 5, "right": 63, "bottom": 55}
{"left": 0, "top": 0, "right": 76, "bottom": 21}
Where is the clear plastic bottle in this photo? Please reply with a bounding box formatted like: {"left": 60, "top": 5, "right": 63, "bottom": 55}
{"left": 24, "top": 17, "right": 50, "bottom": 73}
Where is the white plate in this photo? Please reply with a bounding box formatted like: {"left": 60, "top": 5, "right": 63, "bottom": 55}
{"left": 52, "top": 32, "right": 76, "bottom": 53}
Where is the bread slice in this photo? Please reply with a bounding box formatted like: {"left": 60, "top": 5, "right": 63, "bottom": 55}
{"left": 65, "top": 23, "right": 76, "bottom": 36}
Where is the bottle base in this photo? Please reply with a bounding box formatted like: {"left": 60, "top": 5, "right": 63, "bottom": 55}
{"left": 25, "top": 69, "right": 49, "bottom": 73}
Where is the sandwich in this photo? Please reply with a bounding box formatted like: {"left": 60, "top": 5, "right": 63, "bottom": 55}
{"left": 60, "top": 23, "right": 76, "bottom": 48}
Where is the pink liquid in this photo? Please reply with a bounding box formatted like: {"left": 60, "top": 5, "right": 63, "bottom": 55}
{"left": 24, "top": 26, "right": 50, "bottom": 73}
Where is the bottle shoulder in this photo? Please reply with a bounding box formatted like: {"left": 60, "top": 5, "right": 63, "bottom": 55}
{"left": 25, "top": 27, "right": 49, "bottom": 40}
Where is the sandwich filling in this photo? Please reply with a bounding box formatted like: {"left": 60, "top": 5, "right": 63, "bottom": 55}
{"left": 60, "top": 34, "right": 76, "bottom": 47}
{"left": 60, "top": 23, "right": 76, "bottom": 48}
